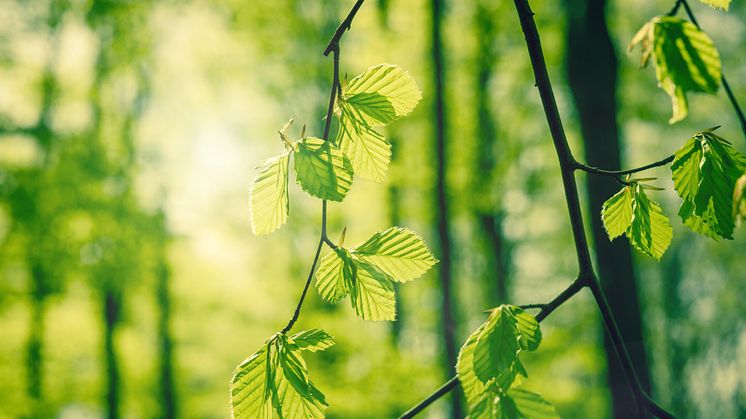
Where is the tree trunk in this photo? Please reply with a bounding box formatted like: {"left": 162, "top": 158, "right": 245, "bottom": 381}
{"left": 156, "top": 252, "right": 177, "bottom": 418}
{"left": 473, "top": 0, "right": 510, "bottom": 307}
{"left": 103, "top": 288, "right": 121, "bottom": 419}
{"left": 387, "top": 134, "right": 404, "bottom": 344}
{"left": 429, "top": 0, "right": 461, "bottom": 417}
{"left": 26, "top": 263, "right": 46, "bottom": 418}
{"left": 563, "top": 0, "right": 653, "bottom": 417}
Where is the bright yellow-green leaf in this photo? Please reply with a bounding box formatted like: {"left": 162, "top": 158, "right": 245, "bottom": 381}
{"left": 699, "top": 0, "right": 731, "bottom": 10}
{"left": 294, "top": 137, "right": 353, "bottom": 202}
{"left": 473, "top": 306, "right": 521, "bottom": 382}
{"left": 628, "top": 185, "right": 673, "bottom": 259}
{"left": 343, "top": 64, "right": 422, "bottom": 126}
{"left": 349, "top": 259, "right": 396, "bottom": 321}
{"left": 315, "top": 248, "right": 355, "bottom": 303}
{"left": 336, "top": 106, "right": 391, "bottom": 183}
{"left": 601, "top": 186, "right": 634, "bottom": 240}
{"left": 287, "top": 329, "right": 335, "bottom": 352}
{"left": 250, "top": 151, "right": 290, "bottom": 236}
{"left": 352, "top": 227, "right": 438, "bottom": 282}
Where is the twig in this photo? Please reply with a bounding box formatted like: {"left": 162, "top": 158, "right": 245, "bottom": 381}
{"left": 573, "top": 155, "right": 675, "bottom": 177}
{"left": 324, "top": 0, "right": 366, "bottom": 56}
{"left": 399, "top": 277, "right": 586, "bottom": 418}
{"left": 677, "top": 0, "right": 746, "bottom": 140}
{"left": 399, "top": 0, "right": 677, "bottom": 416}
{"left": 281, "top": 1, "right": 365, "bottom": 334}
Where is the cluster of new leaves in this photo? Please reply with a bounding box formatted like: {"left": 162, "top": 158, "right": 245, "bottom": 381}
{"left": 671, "top": 129, "right": 746, "bottom": 239}
{"left": 602, "top": 181, "right": 673, "bottom": 260}
{"left": 240, "top": 63, "right": 427, "bottom": 418}
{"left": 457, "top": 305, "right": 559, "bottom": 418}
{"left": 602, "top": 128, "right": 746, "bottom": 259}
{"left": 315, "top": 227, "right": 437, "bottom": 320}
{"left": 628, "top": 16, "right": 721, "bottom": 123}
{"left": 231, "top": 329, "right": 334, "bottom": 418}
{"left": 335, "top": 64, "right": 422, "bottom": 183}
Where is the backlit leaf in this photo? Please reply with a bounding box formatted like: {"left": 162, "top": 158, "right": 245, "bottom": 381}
{"left": 627, "top": 184, "right": 673, "bottom": 260}
{"left": 352, "top": 227, "right": 438, "bottom": 283}
{"left": 315, "top": 248, "right": 355, "bottom": 303}
{"left": 250, "top": 151, "right": 290, "bottom": 235}
{"left": 336, "top": 106, "right": 391, "bottom": 183}
{"left": 601, "top": 186, "right": 634, "bottom": 240}
{"left": 349, "top": 259, "right": 396, "bottom": 321}
{"left": 699, "top": 0, "right": 731, "bottom": 10}
{"left": 343, "top": 64, "right": 422, "bottom": 126}
{"left": 294, "top": 137, "right": 353, "bottom": 202}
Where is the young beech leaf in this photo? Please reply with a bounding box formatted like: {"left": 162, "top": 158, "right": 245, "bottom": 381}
{"left": 672, "top": 131, "right": 746, "bottom": 239}
{"left": 473, "top": 306, "right": 521, "bottom": 383}
{"left": 343, "top": 63, "right": 422, "bottom": 126}
{"left": 349, "top": 259, "right": 396, "bottom": 321}
{"left": 601, "top": 184, "right": 672, "bottom": 259}
{"left": 629, "top": 17, "right": 721, "bottom": 123}
{"left": 352, "top": 227, "right": 438, "bottom": 282}
{"left": 315, "top": 248, "right": 355, "bottom": 303}
{"left": 250, "top": 151, "right": 290, "bottom": 236}
{"left": 231, "top": 332, "right": 333, "bottom": 419}
{"left": 699, "top": 0, "right": 731, "bottom": 10}
{"left": 294, "top": 137, "right": 353, "bottom": 202}
{"left": 336, "top": 106, "right": 392, "bottom": 183}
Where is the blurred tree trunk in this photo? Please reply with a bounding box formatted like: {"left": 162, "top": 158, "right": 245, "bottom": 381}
{"left": 26, "top": 262, "right": 47, "bottom": 418}
{"left": 103, "top": 288, "right": 121, "bottom": 419}
{"left": 387, "top": 134, "right": 404, "bottom": 343}
{"left": 156, "top": 234, "right": 177, "bottom": 419}
{"left": 563, "top": 0, "right": 653, "bottom": 417}
{"left": 473, "top": 0, "right": 510, "bottom": 307}
{"left": 661, "top": 242, "right": 689, "bottom": 417}
{"left": 428, "top": 0, "right": 461, "bottom": 417}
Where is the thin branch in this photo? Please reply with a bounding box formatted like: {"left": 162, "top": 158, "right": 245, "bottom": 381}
{"left": 281, "top": 1, "right": 365, "bottom": 334}
{"left": 399, "top": 277, "right": 586, "bottom": 418}
{"left": 573, "top": 154, "right": 675, "bottom": 177}
{"left": 324, "top": 0, "right": 366, "bottom": 56}
{"left": 678, "top": 0, "right": 746, "bottom": 140}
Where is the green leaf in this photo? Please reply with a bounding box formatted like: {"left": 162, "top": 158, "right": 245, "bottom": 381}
{"left": 343, "top": 64, "right": 422, "bottom": 126}
{"left": 352, "top": 227, "right": 438, "bottom": 283}
{"left": 699, "top": 0, "right": 731, "bottom": 10}
{"left": 458, "top": 322, "right": 491, "bottom": 407}
{"left": 315, "top": 248, "right": 355, "bottom": 303}
{"left": 287, "top": 329, "right": 335, "bottom": 352}
{"left": 349, "top": 259, "right": 397, "bottom": 321}
{"left": 336, "top": 106, "right": 392, "bottom": 183}
{"left": 672, "top": 131, "right": 746, "bottom": 239}
{"left": 601, "top": 186, "right": 634, "bottom": 240}
{"left": 294, "top": 137, "right": 354, "bottom": 202}
{"left": 506, "top": 306, "right": 541, "bottom": 352}
{"left": 627, "top": 184, "right": 673, "bottom": 260}
{"left": 505, "top": 388, "right": 561, "bottom": 419}
{"left": 629, "top": 17, "right": 721, "bottom": 123}
{"left": 231, "top": 333, "right": 333, "bottom": 419}
{"left": 250, "top": 151, "right": 290, "bottom": 235}
{"left": 473, "top": 306, "right": 520, "bottom": 383}
{"left": 231, "top": 342, "right": 274, "bottom": 419}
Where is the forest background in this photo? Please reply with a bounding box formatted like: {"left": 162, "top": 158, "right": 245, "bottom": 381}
{"left": 0, "top": 0, "right": 744, "bottom": 418}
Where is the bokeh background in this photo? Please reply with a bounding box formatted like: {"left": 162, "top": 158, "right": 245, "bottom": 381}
{"left": 1, "top": 0, "right": 745, "bottom": 418}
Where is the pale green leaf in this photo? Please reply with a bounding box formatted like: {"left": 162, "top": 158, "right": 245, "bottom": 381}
{"left": 630, "top": 17, "right": 721, "bottom": 123}
{"left": 349, "top": 259, "right": 397, "bottom": 321}
{"left": 343, "top": 64, "right": 422, "bottom": 126}
{"left": 336, "top": 106, "right": 391, "bottom": 183}
{"left": 627, "top": 184, "right": 673, "bottom": 260}
{"left": 458, "top": 322, "right": 491, "bottom": 407}
{"left": 231, "top": 334, "right": 332, "bottom": 419}
{"left": 601, "top": 186, "right": 634, "bottom": 240}
{"left": 231, "top": 343, "right": 274, "bottom": 419}
{"left": 506, "top": 306, "right": 541, "bottom": 352}
{"left": 699, "top": 0, "right": 731, "bottom": 10}
{"left": 352, "top": 227, "right": 438, "bottom": 283}
{"left": 653, "top": 17, "right": 721, "bottom": 123}
{"left": 315, "top": 248, "right": 355, "bottom": 303}
{"left": 506, "top": 388, "right": 561, "bottom": 419}
{"left": 473, "top": 306, "right": 520, "bottom": 383}
{"left": 294, "top": 137, "right": 353, "bottom": 202}
{"left": 250, "top": 151, "right": 290, "bottom": 235}
{"left": 672, "top": 131, "right": 746, "bottom": 239}
{"left": 288, "top": 329, "right": 335, "bottom": 352}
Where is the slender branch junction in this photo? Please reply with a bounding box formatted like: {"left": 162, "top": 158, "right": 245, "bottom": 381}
{"left": 281, "top": 0, "right": 365, "bottom": 335}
